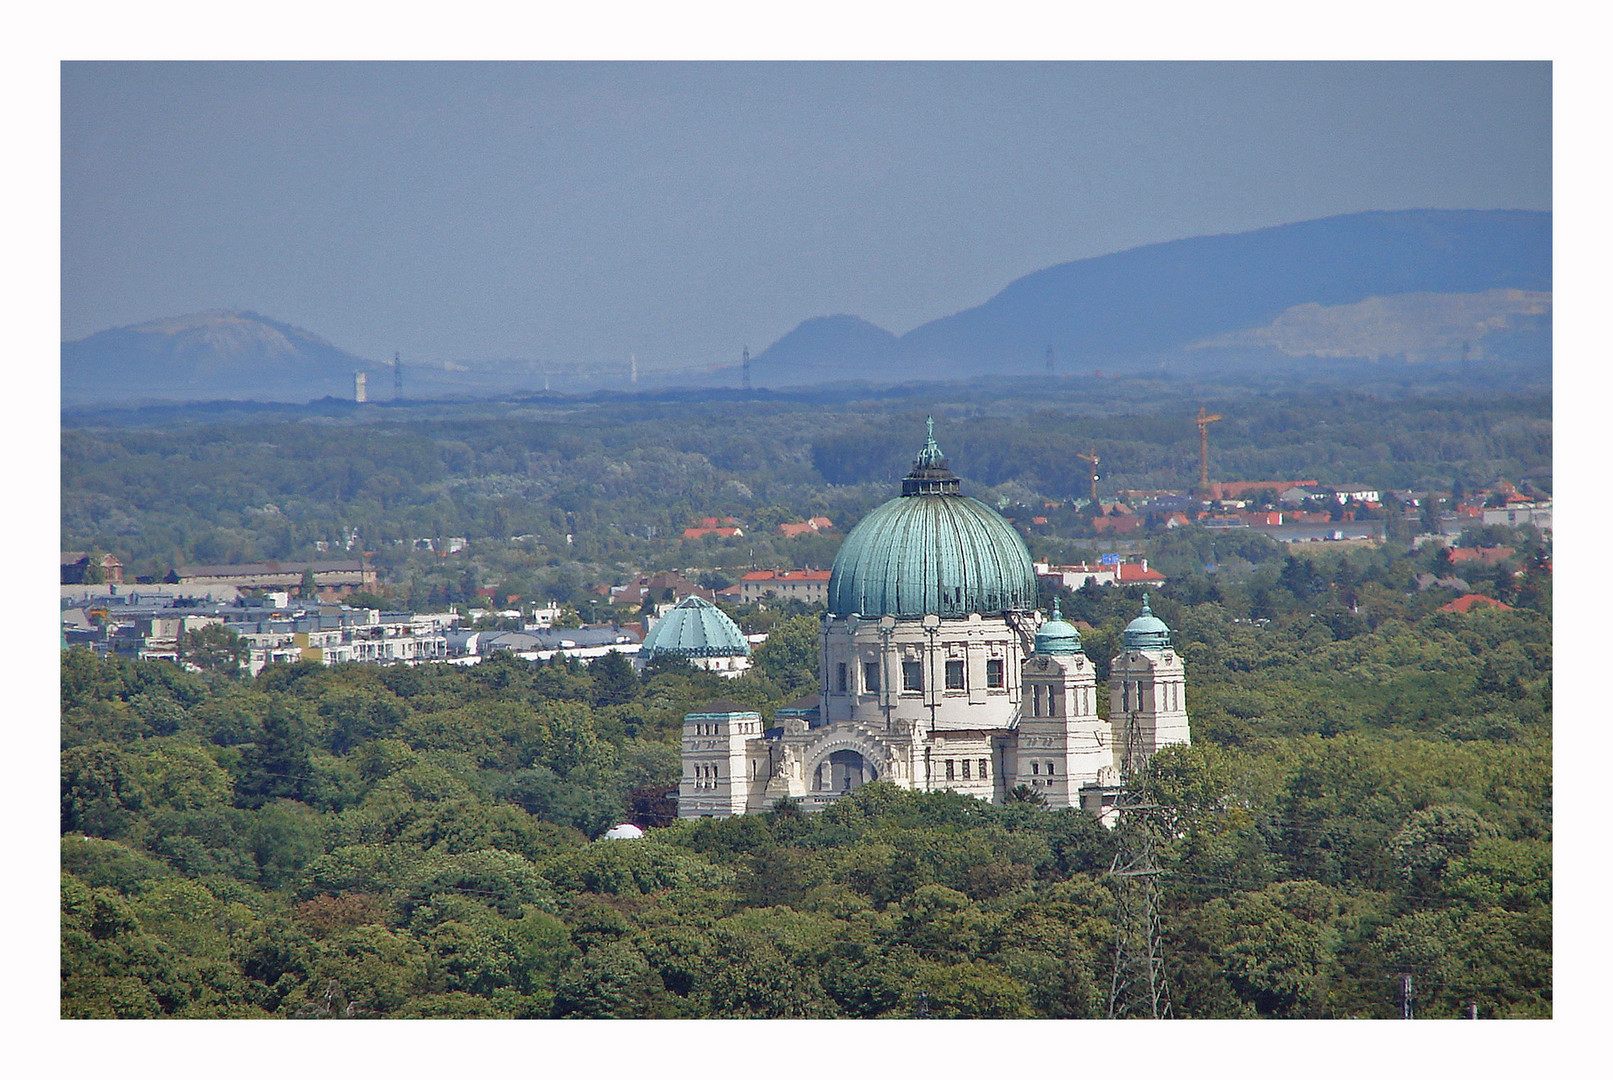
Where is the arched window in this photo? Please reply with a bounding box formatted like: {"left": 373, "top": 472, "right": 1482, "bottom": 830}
{"left": 1031, "top": 762, "right": 1039, "bottom": 775}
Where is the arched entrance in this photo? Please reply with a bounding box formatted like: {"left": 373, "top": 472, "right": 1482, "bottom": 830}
{"left": 813, "top": 748, "right": 879, "bottom": 793}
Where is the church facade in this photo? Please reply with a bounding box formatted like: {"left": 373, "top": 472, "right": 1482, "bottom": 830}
{"left": 676, "top": 421, "right": 1190, "bottom": 819}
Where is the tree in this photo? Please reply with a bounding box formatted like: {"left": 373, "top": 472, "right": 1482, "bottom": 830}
{"left": 1420, "top": 498, "right": 1443, "bottom": 537}
{"left": 550, "top": 940, "right": 657, "bottom": 1018}
{"left": 751, "top": 613, "right": 820, "bottom": 695}
{"left": 589, "top": 650, "right": 640, "bottom": 707}
{"left": 236, "top": 701, "right": 314, "bottom": 807}
{"left": 62, "top": 743, "right": 148, "bottom": 838}
{"left": 299, "top": 566, "right": 319, "bottom": 598}
{"left": 181, "top": 624, "right": 247, "bottom": 677}
{"left": 1006, "top": 784, "right": 1047, "bottom": 807}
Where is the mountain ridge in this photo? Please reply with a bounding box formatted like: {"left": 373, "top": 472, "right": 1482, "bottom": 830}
{"left": 752, "top": 208, "right": 1550, "bottom": 384}
{"left": 62, "top": 209, "right": 1551, "bottom": 406}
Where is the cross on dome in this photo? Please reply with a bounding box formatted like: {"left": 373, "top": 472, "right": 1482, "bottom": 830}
{"left": 915, "top": 414, "right": 946, "bottom": 468}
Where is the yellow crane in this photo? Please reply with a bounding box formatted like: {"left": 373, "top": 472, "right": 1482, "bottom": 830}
{"left": 1077, "top": 449, "right": 1101, "bottom": 505}
{"left": 1195, "top": 406, "right": 1223, "bottom": 496}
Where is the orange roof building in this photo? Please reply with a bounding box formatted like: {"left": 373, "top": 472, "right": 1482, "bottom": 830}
{"left": 1439, "top": 594, "right": 1514, "bottom": 613}
{"left": 738, "top": 569, "right": 832, "bottom": 606}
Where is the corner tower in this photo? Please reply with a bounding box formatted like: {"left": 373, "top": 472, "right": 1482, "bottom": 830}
{"left": 1107, "top": 595, "right": 1191, "bottom": 769}
{"left": 1016, "top": 600, "right": 1111, "bottom": 806}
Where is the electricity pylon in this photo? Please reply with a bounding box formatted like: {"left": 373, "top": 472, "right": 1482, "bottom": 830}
{"left": 1106, "top": 712, "right": 1173, "bottom": 1019}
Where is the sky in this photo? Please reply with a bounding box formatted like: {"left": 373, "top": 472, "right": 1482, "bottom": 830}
{"left": 61, "top": 61, "right": 1551, "bottom": 376}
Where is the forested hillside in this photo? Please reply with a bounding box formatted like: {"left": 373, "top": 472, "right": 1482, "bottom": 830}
{"left": 61, "top": 552, "right": 1551, "bottom": 1018}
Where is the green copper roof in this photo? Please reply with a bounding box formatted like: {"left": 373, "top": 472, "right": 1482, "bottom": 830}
{"left": 828, "top": 422, "right": 1038, "bottom": 618}
{"left": 1034, "top": 599, "right": 1083, "bottom": 655}
{"left": 1122, "top": 594, "right": 1172, "bottom": 651}
{"left": 641, "top": 596, "right": 751, "bottom": 658}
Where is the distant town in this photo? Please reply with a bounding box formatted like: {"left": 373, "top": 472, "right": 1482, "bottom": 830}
{"left": 62, "top": 476, "right": 1550, "bottom": 679}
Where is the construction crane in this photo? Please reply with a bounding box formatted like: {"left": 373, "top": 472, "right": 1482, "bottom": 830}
{"left": 1195, "top": 406, "right": 1223, "bottom": 496}
{"left": 1077, "top": 449, "right": 1101, "bottom": 504}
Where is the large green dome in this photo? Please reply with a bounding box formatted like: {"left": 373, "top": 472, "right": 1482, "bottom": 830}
{"left": 827, "top": 419, "right": 1038, "bottom": 619}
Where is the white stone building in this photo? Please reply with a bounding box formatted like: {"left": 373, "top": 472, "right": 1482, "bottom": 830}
{"left": 677, "top": 422, "right": 1191, "bottom": 819}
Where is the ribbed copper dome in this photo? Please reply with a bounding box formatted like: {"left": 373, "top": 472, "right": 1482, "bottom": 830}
{"left": 640, "top": 596, "right": 751, "bottom": 658}
{"left": 827, "top": 419, "right": 1038, "bottom": 619}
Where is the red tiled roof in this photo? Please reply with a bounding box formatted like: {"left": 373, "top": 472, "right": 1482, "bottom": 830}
{"left": 742, "top": 570, "right": 830, "bottom": 583}
{"left": 1439, "top": 594, "right": 1514, "bottom": 613}
{"left": 1091, "top": 515, "right": 1142, "bottom": 534}
{"left": 1209, "top": 480, "right": 1317, "bottom": 499}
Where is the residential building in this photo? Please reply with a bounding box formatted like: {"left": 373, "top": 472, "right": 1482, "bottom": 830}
{"left": 1482, "top": 500, "right": 1552, "bottom": 532}
{"left": 171, "top": 559, "right": 378, "bottom": 599}
{"left": 737, "top": 569, "right": 832, "bottom": 606}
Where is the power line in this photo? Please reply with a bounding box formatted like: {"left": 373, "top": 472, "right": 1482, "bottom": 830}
{"left": 1107, "top": 714, "right": 1172, "bottom": 1019}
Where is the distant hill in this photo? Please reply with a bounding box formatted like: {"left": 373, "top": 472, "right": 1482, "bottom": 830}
{"left": 62, "top": 310, "right": 384, "bottom": 407}
{"left": 745, "top": 315, "right": 899, "bottom": 382}
{"left": 750, "top": 209, "right": 1551, "bottom": 385}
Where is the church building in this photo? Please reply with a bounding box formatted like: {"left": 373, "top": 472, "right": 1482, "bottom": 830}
{"left": 676, "top": 421, "right": 1190, "bottom": 818}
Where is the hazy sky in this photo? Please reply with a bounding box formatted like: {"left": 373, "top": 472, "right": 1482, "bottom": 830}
{"left": 61, "top": 61, "right": 1550, "bottom": 375}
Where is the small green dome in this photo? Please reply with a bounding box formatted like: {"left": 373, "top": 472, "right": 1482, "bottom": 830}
{"left": 641, "top": 596, "right": 751, "bottom": 658}
{"left": 1034, "top": 599, "right": 1083, "bottom": 655}
{"left": 828, "top": 419, "right": 1038, "bottom": 619}
{"left": 1122, "top": 594, "right": 1171, "bottom": 651}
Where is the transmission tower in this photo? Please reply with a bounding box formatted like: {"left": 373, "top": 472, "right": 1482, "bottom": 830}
{"left": 393, "top": 352, "right": 403, "bottom": 400}
{"left": 1106, "top": 712, "right": 1173, "bottom": 1019}
{"left": 742, "top": 346, "right": 752, "bottom": 392}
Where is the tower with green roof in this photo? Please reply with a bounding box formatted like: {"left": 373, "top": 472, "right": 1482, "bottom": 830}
{"left": 1016, "top": 599, "right": 1113, "bottom": 806}
{"left": 1107, "top": 595, "right": 1192, "bottom": 770}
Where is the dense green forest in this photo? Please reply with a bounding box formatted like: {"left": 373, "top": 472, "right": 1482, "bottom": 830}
{"left": 61, "top": 537, "right": 1551, "bottom": 1018}
{"left": 61, "top": 380, "right": 1550, "bottom": 608}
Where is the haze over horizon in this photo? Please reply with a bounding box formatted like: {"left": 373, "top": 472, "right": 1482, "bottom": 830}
{"left": 62, "top": 62, "right": 1551, "bottom": 376}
